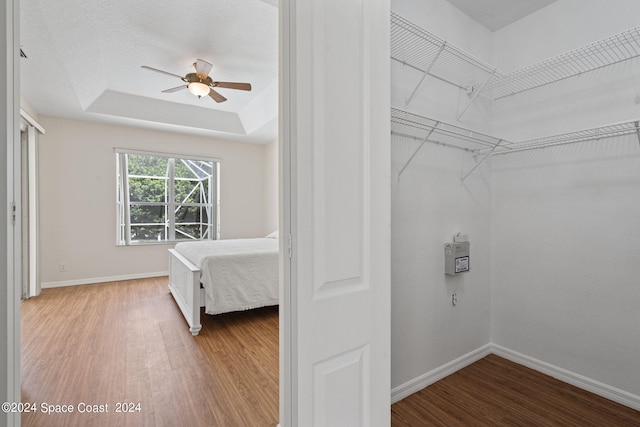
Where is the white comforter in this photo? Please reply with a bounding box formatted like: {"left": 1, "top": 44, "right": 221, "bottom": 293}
{"left": 174, "top": 238, "right": 279, "bottom": 315}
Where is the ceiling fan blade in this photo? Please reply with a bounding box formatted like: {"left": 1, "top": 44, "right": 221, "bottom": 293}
{"left": 162, "top": 85, "right": 188, "bottom": 93}
{"left": 194, "top": 59, "right": 213, "bottom": 78}
{"left": 213, "top": 81, "right": 252, "bottom": 91}
{"left": 141, "top": 65, "right": 184, "bottom": 80}
{"left": 208, "top": 88, "right": 227, "bottom": 103}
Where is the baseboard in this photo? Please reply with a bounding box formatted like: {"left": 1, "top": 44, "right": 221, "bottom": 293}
{"left": 390, "top": 344, "right": 492, "bottom": 404}
{"left": 491, "top": 344, "right": 640, "bottom": 411}
{"left": 41, "top": 271, "right": 169, "bottom": 288}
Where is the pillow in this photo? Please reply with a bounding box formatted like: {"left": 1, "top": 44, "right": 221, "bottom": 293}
{"left": 265, "top": 230, "right": 279, "bottom": 239}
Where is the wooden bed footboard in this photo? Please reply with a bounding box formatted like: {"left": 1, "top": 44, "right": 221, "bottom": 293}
{"left": 168, "top": 249, "right": 203, "bottom": 336}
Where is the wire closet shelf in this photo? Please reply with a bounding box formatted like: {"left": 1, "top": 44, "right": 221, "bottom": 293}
{"left": 392, "top": 107, "right": 640, "bottom": 158}
{"left": 390, "top": 12, "right": 500, "bottom": 93}
{"left": 390, "top": 12, "right": 640, "bottom": 100}
{"left": 482, "top": 119, "right": 640, "bottom": 156}
{"left": 391, "top": 107, "right": 504, "bottom": 153}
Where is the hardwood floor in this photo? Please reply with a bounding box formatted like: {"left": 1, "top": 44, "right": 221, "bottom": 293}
{"left": 21, "top": 277, "right": 279, "bottom": 427}
{"left": 392, "top": 354, "right": 640, "bottom": 427}
{"left": 22, "top": 277, "right": 640, "bottom": 426}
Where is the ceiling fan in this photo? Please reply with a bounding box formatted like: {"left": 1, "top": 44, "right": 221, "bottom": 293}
{"left": 141, "top": 59, "right": 252, "bottom": 103}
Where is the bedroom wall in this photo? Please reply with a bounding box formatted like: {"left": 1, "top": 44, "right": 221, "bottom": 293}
{"left": 390, "top": 0, "right": 493, "bottom": 396}
{"left": 263, "top": 138, "right": 278, "bottom": 235}
{"left": 38, "top": 116, "right": 269, "bottom": 286}
{"left": 490, "top": 0, "right": 640, "bottom": 398}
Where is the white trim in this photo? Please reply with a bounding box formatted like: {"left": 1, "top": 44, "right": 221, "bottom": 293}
{"left": 279, "top": 0, "right": 293, "bottom": 426}
{"left": 114, "top": 147, "right": 222, "bottom": 164}
{"left": 3, "top": 1, "right": 21, "bottom": 425}
{"left": 19, "top": 107, "right": 45, "bottom": 134}
{"left": 491, "top": 344, "right": 640, "bottom": 411}
{"left": 390, "top": 344, "right": 492, "bottom": 404}
{"left": 41, "top": 271, "right": 169, "bottom": 288}
{"left": 392, "top": 344, "right": 640, "bottom": 411}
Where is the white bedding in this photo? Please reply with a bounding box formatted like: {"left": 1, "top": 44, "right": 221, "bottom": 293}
{"left": 174, "top": 238, "right": 279, "bottom": 315}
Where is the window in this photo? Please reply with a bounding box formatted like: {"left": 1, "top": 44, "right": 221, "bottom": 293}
{"left": 116, "top": 150, "right": 219, "bottom": 245}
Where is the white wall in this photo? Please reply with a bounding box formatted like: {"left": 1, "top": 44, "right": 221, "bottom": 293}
{"left": 491, "top": 0, "right": 640, "bottom": 397}
{"left": 263, "top": 138, "right": 278, "bottom": 235}
{"left": 391, "top": 0, "right": 493, "bottom": 392}
{"left": 392, "top": 0, "right": 640, "bottom": 405}
{"left": 38, "top": 116, "right": 272, "bottom": 285}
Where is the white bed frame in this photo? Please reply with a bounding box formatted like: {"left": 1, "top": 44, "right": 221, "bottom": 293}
{"left": 168, "top": 248, "right": 205, "bottom": 336}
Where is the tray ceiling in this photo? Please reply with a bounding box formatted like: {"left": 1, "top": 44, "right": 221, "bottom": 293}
{"left": 446, "top": 0, "right": 557, "bottom": 31}
{"left": 20, "top": 0, "right": 278, "bottom": 143}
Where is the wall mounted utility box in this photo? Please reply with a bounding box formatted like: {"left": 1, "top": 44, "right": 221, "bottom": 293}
{"left": 444, "top": 241, "right": 470, "bottom": 275}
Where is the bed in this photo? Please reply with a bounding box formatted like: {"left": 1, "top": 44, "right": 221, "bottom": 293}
{"left": 168, "top": 234, "right": 279, "bottom": 336}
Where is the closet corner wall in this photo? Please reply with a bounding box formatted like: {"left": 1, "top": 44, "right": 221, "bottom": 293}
{"left": 390, "top": 0, "right": 494, "bottom": 399}
{"left": 390, "top": 0, "right": 640, "bottom": 405}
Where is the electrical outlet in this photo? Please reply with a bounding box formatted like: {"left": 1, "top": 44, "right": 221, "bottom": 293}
{"left": 59, "top": 263, "right": 66, "bottom": 272}
{"left": 452, "top": 293, "right": 457, "bottom": 306}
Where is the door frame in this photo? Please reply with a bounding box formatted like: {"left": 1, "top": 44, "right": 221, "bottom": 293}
{"left": 2, "top": 1, "right": 22, "bottom": 426}
{"left": 5, "top": 1, "right": 392, "bottom": 426}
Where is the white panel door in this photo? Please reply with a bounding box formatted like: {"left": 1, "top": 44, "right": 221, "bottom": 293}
{"left": 280, "top": 0, "right": 390, "bottom": 426}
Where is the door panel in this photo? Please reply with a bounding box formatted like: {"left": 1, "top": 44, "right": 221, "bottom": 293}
{"left": 280, "top": 0, "right": 390, "bottom": 425}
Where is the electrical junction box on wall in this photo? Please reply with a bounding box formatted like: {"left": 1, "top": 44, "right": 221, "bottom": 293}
{"left": 444, "top": 240, "right": 470, "bottom": 276}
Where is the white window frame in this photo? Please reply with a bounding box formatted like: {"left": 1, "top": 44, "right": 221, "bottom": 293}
{"left": 115, "top": 149, "right": 220, "bottom": 245}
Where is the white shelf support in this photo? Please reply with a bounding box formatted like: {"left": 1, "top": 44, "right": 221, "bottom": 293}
{"left": 635, "top": 121, "right": 640, "bottom": 147}
{"left": 456, "top": 70, "right": 496, "bottom": 121}
{"left": 461, "top": 139, "right": 502, "bottom": 182}
{"left": 405, "top": 42, "right": 446, "bottom": 106}
{"left": 397, "top": 123, "right": 438, "bottom": 180}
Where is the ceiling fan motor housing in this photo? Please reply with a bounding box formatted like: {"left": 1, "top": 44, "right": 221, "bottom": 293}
{"left": 184, "top": 72, "right": 213, "bottom": 86}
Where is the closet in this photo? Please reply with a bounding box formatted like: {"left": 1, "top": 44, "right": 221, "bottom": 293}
{"left": 390, "top": 1, "right": 640, "bottom": 411}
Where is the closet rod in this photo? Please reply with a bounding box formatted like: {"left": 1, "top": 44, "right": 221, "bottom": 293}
{"left": 391, "top": 131, "right": 475, "bottom": 153}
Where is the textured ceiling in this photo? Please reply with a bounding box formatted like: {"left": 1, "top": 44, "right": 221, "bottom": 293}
{"left": 446, "top": 0, "right": 557, "bottom": 31}
{"left": 20, "top": 0, "right": 278, "bottom": 143}
{"left": 21, "top": 1, "right": 555, "bottom": 142}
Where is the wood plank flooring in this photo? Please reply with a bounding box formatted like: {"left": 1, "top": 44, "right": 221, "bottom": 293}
{"left": 392, "top": 354, "right": 640, "bottom": 427}
{"left": 22, "top": 277, "right": 640, "bottom": 426}
{"left": 21, "top": 277, "right": 279, "bottom": 427}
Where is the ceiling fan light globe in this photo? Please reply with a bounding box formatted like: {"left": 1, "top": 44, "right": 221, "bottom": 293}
{"left": 188, "top": 82, "right": 210, "bottom": 98}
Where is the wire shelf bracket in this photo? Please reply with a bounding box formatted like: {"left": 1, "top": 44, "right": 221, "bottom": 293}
{"left": 405, "top": 42, "right": 446, "bottom": 106}
{"left": 397, "top": 124, "right": 439, "bottom": 179}
{"left": 461, "top": 139, "right": 503, "bottom": 182}
{"left": 456, "top": 70, "right": 496, "bottom": 121}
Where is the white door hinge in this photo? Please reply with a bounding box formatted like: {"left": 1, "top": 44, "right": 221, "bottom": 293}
{"left": 11, "top": 202, "right": 16, "bottom": 225}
